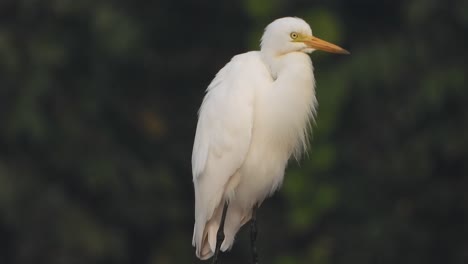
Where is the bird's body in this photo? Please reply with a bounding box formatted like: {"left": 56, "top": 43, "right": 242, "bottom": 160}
{"left": 191, "top": 17, "right": 348, "bottom": 261}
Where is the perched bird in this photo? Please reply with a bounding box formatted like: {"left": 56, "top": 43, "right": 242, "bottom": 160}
{"left": 192, "top": 17, "right": 348, "bottom": 263}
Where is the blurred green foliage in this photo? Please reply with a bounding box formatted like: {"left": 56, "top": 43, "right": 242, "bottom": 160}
{"left": 0, "top": 0, "right": 467, "bottom": 264}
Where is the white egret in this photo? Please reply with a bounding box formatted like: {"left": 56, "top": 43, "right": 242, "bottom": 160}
{"left": 192, "top": 17, "right": 348, "bottom": 263}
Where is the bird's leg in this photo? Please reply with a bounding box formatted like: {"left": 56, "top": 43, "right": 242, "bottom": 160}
{"left": 212, "top": 202, "right": 229, "bottom": 264}
{"left": 250, "top": 204, "right": 259, "bottom": 264}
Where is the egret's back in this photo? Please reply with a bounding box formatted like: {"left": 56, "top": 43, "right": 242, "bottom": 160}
{"left": 192, "top": 51, "right": 273, "bottom": 259}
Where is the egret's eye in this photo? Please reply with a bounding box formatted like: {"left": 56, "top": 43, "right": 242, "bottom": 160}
{"left": 290, "top": 32, "right": 299, "bottom": 39}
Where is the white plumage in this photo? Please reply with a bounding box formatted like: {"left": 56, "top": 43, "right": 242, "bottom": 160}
{"left": 192, "top": 17, "right": 348, "bottom": 260}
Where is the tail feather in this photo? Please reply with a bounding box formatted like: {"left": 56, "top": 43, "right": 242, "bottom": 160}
{"left": 193, "top": 200, "right": 252, "bottom": 260}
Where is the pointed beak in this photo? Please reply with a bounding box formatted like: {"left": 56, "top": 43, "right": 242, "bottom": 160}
{"left": 303, "top": 35, "right": 349, "bottom": 55}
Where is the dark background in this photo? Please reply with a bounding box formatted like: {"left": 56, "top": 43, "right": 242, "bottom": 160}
{"left": 0, "top": 1, "right": 467, "bottom": 264}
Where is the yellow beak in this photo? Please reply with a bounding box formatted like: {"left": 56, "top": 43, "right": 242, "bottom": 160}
{"left": 303, "top": 35, "right": 349, "bottom": 54}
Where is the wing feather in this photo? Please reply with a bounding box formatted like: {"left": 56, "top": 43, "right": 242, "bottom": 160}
{"left": 191, "top": 51, "right": 272, "bottom": 258}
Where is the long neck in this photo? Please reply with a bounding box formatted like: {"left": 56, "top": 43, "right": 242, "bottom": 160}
{"left": 260, "top": 49, "right": 314, "bottom": 80}
{"left": 259, "top": 50, "right": 317, "bottom": 158}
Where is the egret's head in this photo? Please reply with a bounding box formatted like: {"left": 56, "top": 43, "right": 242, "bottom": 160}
{"left": 261, "top": 17, "right": 349, "bottom": 55}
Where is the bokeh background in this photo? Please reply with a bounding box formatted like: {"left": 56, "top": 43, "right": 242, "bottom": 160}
{"left": 1, "top": 0, "right": 467, "bottom": 264}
